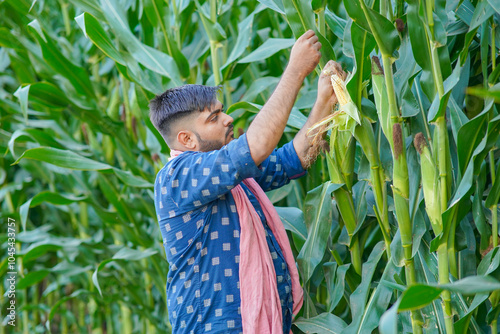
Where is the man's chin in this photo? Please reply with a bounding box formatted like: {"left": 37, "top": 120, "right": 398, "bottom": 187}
{"left": 226, "top": 135, "right": 235, "bottom": 144}
{"left": 198, "top": 139, "right": 224, "bottom": 152}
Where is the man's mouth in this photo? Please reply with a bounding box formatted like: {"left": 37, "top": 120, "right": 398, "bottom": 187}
{"left": 226, "top": 126, "right": 234, "bottom": 138}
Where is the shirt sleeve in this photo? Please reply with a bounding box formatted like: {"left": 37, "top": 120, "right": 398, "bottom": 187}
{"left": 163, "top": 134, "right": 261, "bottom": 213}
{"left": 254, "top": 140, "right": 306, "bottom": 192}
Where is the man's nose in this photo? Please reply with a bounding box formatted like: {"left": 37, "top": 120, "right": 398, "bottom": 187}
{"left": 223, "top": 114, "right": 233, "bottom": 126}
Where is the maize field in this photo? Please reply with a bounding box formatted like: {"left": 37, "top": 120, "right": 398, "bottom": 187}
{"left": 1, "top": 0, "right": 500, "bottom": 333}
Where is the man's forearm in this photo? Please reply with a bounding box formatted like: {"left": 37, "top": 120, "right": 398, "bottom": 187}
{"left": 246, "top": 67, "right": 306, "bottom": 166}
{"left": 245, "top": 30, "right": 321, "bottom": 166}
{"left": 293, "top": 99, "right": 332, "bottom": 169}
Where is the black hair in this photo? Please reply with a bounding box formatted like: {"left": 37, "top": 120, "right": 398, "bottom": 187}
{"left": 149, "top": 84, "right": 221, "bottom": 145}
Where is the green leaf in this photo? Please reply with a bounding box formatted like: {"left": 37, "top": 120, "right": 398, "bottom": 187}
{"left": 51, "top": 261, "right": 93, "bottom": 277}
{"left": 0, "top": 27, "right": 24, "bottom": 49}
{"left": 294, "top": 312, "right": 347, "bottom": 333}
{"left": 27, "top": 20, "right": 96, "bottom": 99}
{"left": 112, "top": 247, "right": 158, "bottom": 260}
{"left": 449, "top": 95, "right": 471, "bottom": 144}
{"left": 440, "top": 275, "right": 500, "bottom": 294}
{"left": 474, "top": 171, "right": 492, "bottom": 252}
{"left": 379, "top": 299, "right": 401, "bottom": 334}
{"left": 12, "top": 147, "right": 153, "bottom": 189}
{"left": 398, "top": 284, "right": 443, "bottom": 312}
{"left": 282, "top": 0, "right": 336, "bottom": 66}
{"left": 113, "top": 169, "right": 153, "bottom": 188}
{"left": 7, "top": 128, "right": 64, "bottom": 159}
{"left": 100, "top": 0, "right": 182, "bottom": 85}
{"left": 489, "top": 0, "right": 500, "bottom": 14}
{"left": 19, "top": 192, "right": 88, "bottom": 231}
{"left": 12, "top": 147, "right": 112, "bottom": 170}
{"left": 223, "top": 10, "right": 258, "bottom": 67}
{"left": 343, "top": 241, "right": 386, "bottom": 333}
{"left": 359, "top": 2, "right": 401, "bottom": 57}
{"left": 372, "top": 56, "right": 391, "bottom": 139}
{"left": 275, "top": 206, "right": 307, "bottom": 241}
{"left": 92, "top": 247, "right": 158, "bottom": 296}
{"left": 13, "top": 84, "right": 29, "bottom": 122}
{"left": 406, "top": 0, "right": 435, "bottom": 100}
{"left": 297, "top": 182, "right": 341, "bottom": 282}
{"left": 226, "top": 101, "right": 262, "bottom": 116}
{"left": 358, "top": 260, "right": 401, "bottom": 332}
{"left": 456, "top": 109, "right": 488, "bottom": 175}
{"left": 427, "top": 60, "right": 464, "bottom": 121}
{"left": 67, "top": 0, "right": 106, "bottom": 21}
{"left": 478, "top": 247, "right": 500, "bottom": 276}
{"left": 28, "top": 82, "right": 71, "bottom": 108}
{"left": 289, "top": 107, "right": 308, "bottom": 129}
{"left": 256, "top": 0, "right": 285, "bottom": 14}
{"left": 266, "top": 183, "right": 293, "bottom": 203}
{"left": 47, "top": 290, "right": 90, "bottom": 323}
{"left": 17, "top": 269, "right": 50, "bottom": 289}
{"left": 241, "top": 76, "right": 280, "bottom": 102}
{"left": 329, "top": 264, "right": 350, "bottom": 312}
{"left": 454, "top": 293, "right": 490, "bottom": 333}
{"left": 20, "top": 238, "right": 83, "bottom": 263}
{"left": 467, "top": 85, "right": 500, "bottom": 103}
{"left": 196, "top": 0, "right": 227, "bottom": 42}
{"left": 469, "top": 0, "right": 495, "bottom": 31}
{"left": 238, "top": 38, "right": 295, "bottom": 63}
{"left": 75, "top": 12, "right": 126, "bottom": 65}
{"left": 399, "top": 276, "right": 500, "bottom": 312}
{"left": 325, "top": 8, "right": 346, "bottom": 40}
{"left": 344, "top": 20, "right": 376, "bottom": 109}
{"left": 92, "top": 259, "right": 113, "bottom": 296}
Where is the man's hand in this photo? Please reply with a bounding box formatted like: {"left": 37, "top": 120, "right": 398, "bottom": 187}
{"left": 287, "top": 30, "right": 322, "bottom": 80}
{"left": 292, "top": 60, "right": 348, "bottom": 169}
{"left": 316, "top": 60, "right": 346, "bottom": 110}
{"left": 245, "top": 30, "right": 323, "bottom": 167}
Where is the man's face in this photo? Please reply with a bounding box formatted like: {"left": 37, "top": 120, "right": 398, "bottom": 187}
{"left": 191, "top": 100, "right": 234, "bottom": 152}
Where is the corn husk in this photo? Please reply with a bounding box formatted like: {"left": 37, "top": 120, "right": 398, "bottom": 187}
{"left": 307, "top": 69, "right": 361, "bottom": 138}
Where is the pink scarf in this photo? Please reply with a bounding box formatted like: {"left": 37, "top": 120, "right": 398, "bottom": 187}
{"left": 169, "top": 149, "right": 303, "bottom": 333}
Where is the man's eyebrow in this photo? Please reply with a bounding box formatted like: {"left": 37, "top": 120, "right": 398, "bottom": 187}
{"left": 205, "top": 106, "right": 224, "bottom": 122}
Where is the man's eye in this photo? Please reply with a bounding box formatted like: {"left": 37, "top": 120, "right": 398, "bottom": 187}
{"left": 211, "top": 116, "right": 218, "bottom": 122}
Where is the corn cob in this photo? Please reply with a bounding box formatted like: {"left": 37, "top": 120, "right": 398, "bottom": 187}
{"left": 414, "top": 132, "right": 442, "bottom": 234}
{"left": 307, "top": 62, "right": 361, "bottom": 139}
{"left": 331, "top": 74, "right": 350, "bottom": 105}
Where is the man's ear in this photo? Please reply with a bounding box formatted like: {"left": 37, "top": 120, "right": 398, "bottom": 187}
{"left": 177, "top": 130, "right": 197, "bottom": 150}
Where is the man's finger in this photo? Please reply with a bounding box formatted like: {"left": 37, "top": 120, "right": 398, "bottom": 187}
{"left": 310, "top": 35, "right": 319, "bottom": 44}
{"left": 333, "top": 62, "right": 343, "bottom": 74}
{"left": 325, "top": 60, "right": 335, "bottom": 69}
{"left": 302, "top": 30, "right": 315, "bottom": 39}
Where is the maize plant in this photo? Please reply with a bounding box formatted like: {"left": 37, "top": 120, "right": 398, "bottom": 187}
{"left": 2, "top": 0, "right": 500, "bottom": 333}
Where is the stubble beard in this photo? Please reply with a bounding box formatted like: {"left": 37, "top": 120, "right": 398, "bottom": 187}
{"left": 194, "top": 126, "right": 234, "bottom": 152}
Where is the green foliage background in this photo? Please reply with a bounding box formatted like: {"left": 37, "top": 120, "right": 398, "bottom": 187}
{"left": 1, "top": 0, "right": 500, "bottom": 333}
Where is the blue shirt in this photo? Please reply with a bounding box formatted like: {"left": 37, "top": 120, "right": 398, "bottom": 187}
{"left": 153, "top": 134, "right": 305, "bottom": 333}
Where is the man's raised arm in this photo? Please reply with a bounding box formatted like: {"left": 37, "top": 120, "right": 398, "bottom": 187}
{"left": 246, "top": 30, "right": 322, "bottom": 166}
{"left": 293, "top": 60, "right": 343, "bottom": 169}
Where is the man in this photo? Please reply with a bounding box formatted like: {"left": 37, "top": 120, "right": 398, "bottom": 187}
{"left": 150, "top": 30, "right": 339, "bottom": 333}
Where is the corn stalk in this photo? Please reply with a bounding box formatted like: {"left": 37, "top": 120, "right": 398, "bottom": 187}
{"left": 326, "top": 128, "right": 362, "bottom": 275}
{"left": 414, "top": 133, "right": 454, "bottom": 334}
{"left": 310, "top": 64, "right": 391, "bottom": 272}
{"left": 353, "top": 118, "right": 391, "bottom": 256}
{"left": 371, "top": 56, "right": 422, "bottom": 332}
{"left": 424, "top": 0, "right": 454, "bottom": 330}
